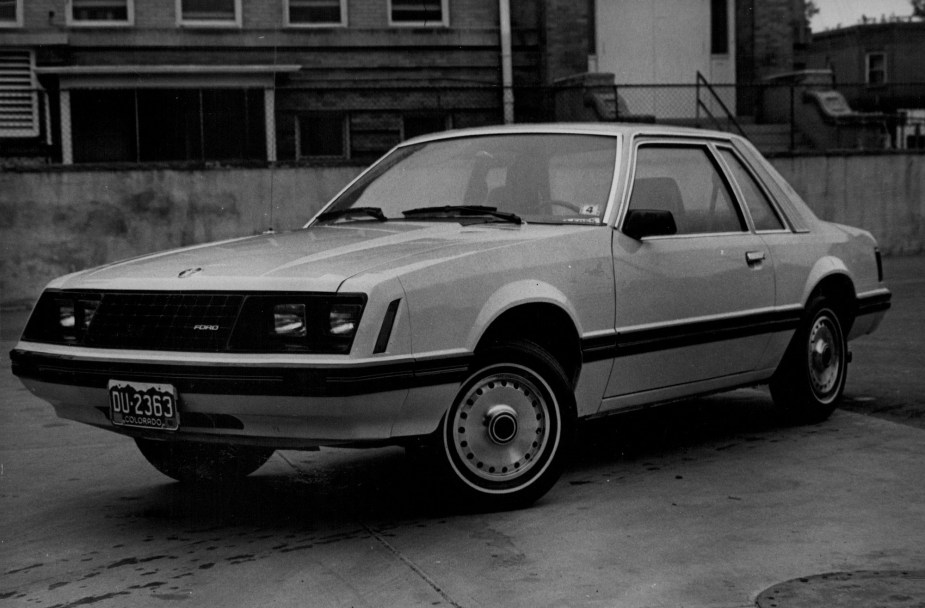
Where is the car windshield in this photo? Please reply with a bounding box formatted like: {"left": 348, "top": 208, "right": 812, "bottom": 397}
{"left": 315, "top": 133, "right": 618, "bottom": 225}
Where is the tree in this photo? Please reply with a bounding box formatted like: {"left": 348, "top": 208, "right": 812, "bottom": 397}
{"left": 805, "top": 0, "right": 820, "bottom": 22}
{"left": 913, "top": 0, "right": 925, "bottom": 19}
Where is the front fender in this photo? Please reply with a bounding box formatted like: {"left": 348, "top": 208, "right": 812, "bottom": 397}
{"left": 466, "top": 280, "right": 582, "bottom": 352}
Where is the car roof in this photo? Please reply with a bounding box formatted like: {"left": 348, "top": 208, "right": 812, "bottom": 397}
{"left": 400, "top": 122, "right": 742, "bottom": 147}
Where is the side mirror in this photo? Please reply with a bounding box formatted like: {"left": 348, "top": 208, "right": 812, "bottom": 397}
{"left": 622, "top": 209, "right": 677, "bottom": 240}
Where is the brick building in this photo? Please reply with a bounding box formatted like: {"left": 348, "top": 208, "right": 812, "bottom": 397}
{"left": 1, "top": 0, "right": 594, "bottom": 166}
{"left": 806, "top": 20, "right": 925, "bottom": 110}
{"left": 1, "top": 0, "right": 809, "bottom": 165}
{"left": 734, "top": 0, "right": 809, "bottom": 116}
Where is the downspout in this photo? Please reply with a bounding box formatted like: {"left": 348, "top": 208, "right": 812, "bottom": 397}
{"left": 499, "top": 0, "right": 514, "bottom": 124}
{"left": 587, "top": 0, "right": 598, "bottom": 72}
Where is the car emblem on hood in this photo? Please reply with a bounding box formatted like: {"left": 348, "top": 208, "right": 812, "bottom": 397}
{"left": 178, "top": 267, "right": 203, "bottom": 278}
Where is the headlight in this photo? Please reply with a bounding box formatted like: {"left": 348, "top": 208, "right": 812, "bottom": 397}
{"left": 329, "top": 303, "right": 363, "bottom": 337}
{"left": 78, "top": 299, "right": 100, "bottom": 330}
{"left": 58, "top": 300, "right": 76, "bottom": 330}
{"left": 39, "top": 296, "right": 100, "bottom": 342}
{"left": 273, "top": 303, "right": 307, "bottom": 337}
{"left": 230, "top": 294, "right": 367, "bottom": 354}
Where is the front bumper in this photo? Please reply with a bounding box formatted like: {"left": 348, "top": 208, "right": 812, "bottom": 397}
{"left": 11, "top": 344, "right": 471, "bottom": 449}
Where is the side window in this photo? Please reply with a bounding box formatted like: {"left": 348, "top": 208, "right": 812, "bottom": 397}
{"left": 629, "top": 145, "right": 744, "bottom": 235}
{"left": 719, "top": 149, "right": 785, "bottom": 231}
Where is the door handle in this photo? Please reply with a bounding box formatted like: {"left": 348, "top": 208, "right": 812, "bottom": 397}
{"left": 746, "top": 251, "right": 766, "bottom": 265}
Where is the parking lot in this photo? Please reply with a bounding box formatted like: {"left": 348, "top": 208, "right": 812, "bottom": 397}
{"left": 2, "top": 255, "right": 924, "bottom": 608}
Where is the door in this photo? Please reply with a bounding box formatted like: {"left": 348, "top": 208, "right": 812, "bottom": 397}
{"left": 604, "top": 142, "right": 776, "bottom": 400}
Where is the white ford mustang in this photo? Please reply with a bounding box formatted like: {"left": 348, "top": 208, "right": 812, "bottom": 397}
{"left": 11, "top": 124, "right": 891, "bottom": 508}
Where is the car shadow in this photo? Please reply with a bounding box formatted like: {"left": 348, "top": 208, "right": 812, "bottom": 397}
{"left": 17, "top": 386, "right": 832, "bottom": 588}
{"left": 571, "top": 387, "right": 787, "bottom": 467}
{"left": 108, "top": 389, "right": 799, "bottom": 526}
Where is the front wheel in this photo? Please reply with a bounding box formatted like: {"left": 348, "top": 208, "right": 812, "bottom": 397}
{"left": 770, "top": 296, "right": 848, "bottom": 424}
{"left": 135, "top": 438, "right": 274, "bottom": 483}
{"left": 441, "top": 340, "right": 575, "bottom": 509}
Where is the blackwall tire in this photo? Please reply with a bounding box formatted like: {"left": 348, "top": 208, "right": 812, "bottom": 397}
{"left": 135, "top": 438, "right": 274, "bottom": 483}
{"left": 770, "top": 296, "right": 848, "bottom": 424}
{"left": 441, "top": 340, "right": 575, "bottom": 509}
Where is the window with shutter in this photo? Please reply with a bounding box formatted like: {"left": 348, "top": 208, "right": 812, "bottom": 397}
{"left": 0, "top": 50, "right": 40, "bottom": 138}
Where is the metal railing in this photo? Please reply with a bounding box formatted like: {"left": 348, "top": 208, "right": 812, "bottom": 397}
{"left": 3, "top": 81, "right": 924, "bottom": 166}
{"left": 695, "top": 71, "right": 746, "bottom": 138}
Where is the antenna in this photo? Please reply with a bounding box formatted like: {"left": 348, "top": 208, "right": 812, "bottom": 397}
{"left": 266, "top": 24, "right": 281, "bottom": 234}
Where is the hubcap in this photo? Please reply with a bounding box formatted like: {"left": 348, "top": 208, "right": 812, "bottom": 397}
{"left": 450, "top": 369, "right": 552, "bottom": 484}
{"left": 486, "top": 404, "right": 519, "bottom": 444}
{"left": 807, "top": 315, "right": 842, "bottom": 398}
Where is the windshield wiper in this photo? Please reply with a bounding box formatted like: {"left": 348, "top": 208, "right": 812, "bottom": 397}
{"left": 315, "top": 207, "right": 388, "bottom": 223}
{"left": 401, "top": 205, "right": 523, "bottom": 225}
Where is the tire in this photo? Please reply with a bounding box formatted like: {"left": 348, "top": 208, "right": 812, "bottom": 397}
{"left": 770, "top": 295, "right": 848, "bottom": 424}
{"left": 441, "top": 340, "right": 575, "bottom": 509}
{"left": 135, "top": 438, "right": 274, "bottom": 483}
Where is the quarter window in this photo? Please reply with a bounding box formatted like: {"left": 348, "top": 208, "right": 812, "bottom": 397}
{"left": 719, "top": 149, "right": 785, "bottom": 231}
{"left": 0, "top": 0, "right": 22, "bottom": 27}
{"left": 286, "top": 0, "right": 346, "bottom": 26}
{"left": 178, "top": 0, "right": 241, "bottom": 25}
{"left": 629, "top": 145, "right": 745, "bottom": 235}
{"left": 390, "top": 0, "right": 447, "bottom": 26}
{"left": 70, "top": 0, "right": 133, "bottom": 24}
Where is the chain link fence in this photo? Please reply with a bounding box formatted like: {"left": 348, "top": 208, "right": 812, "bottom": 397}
{"left": 3, "top": 81, "right": 924, "bottom": 165}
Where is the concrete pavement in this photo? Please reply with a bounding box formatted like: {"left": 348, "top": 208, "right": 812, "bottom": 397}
{"left": 2, "top": 256, "right": 924, "bottom": 608}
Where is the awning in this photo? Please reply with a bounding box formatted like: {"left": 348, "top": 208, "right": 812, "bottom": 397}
{"left": 34, "top": 64, "right": 301, "bottom": 89}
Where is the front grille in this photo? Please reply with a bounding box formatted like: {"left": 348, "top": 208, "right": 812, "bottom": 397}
{"left": 23, "top": 290, "right": 365, "bottom": 354}
{"left": 87, "top": 293, "right": 244, "bottom": 352}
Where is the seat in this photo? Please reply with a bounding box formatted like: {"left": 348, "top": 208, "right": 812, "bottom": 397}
{"left": 627, "top": 177, "right": 685, "bottom": 233}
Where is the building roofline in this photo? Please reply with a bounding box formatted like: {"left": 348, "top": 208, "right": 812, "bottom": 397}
{"left": 812, "top": 20, "right": 925, "bottom": 39}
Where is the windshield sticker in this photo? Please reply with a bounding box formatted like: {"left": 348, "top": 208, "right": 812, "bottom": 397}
{"left": 579, "top": 205, "right": 600, "bottom": 216}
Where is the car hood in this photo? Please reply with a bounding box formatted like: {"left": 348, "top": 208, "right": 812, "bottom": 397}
{"left": 51, "top": 222, "right": 537, "bottom": 293}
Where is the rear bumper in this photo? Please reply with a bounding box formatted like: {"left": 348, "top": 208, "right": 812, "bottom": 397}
{"left": 848, "top": 288, "right": 891, "bottom": 340}
{"left": 11, "top": 345, "right": 470, "bottom": 448}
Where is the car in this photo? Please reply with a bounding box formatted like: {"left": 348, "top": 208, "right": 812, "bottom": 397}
{"left": 11, "top": 124, "right": 891, "bottom": 509}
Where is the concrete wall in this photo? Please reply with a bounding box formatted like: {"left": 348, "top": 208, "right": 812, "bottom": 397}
{"left": 770, "top": 153, "right": 925, "bottom": 256}
{"left": 1, "top": 153, "right": 923, "bottom": 307}
{"left": 0, "top": 165, "right": 364, "bottom": 306}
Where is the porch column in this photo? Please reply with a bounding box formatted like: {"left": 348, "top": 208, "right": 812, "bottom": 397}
{"left": 59, "top": 89, "right": 73, "bottom": 165}
{"left": 264, "top": 88, "right": 277, "bottom": 162}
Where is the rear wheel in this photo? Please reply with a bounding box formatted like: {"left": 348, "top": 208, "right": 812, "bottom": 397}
{"left": 770, "top": 296, "right": 848, "bottom": 423}
{"left": 441, "top": 340, "right": 575, "bottom": 509}
{"left": 135, "top": 438, "right": 274, "bottom": 483}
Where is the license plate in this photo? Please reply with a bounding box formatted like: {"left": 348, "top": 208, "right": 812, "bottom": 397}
{"left": 108, "top": 380, "right": 180, "bottom": 431}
